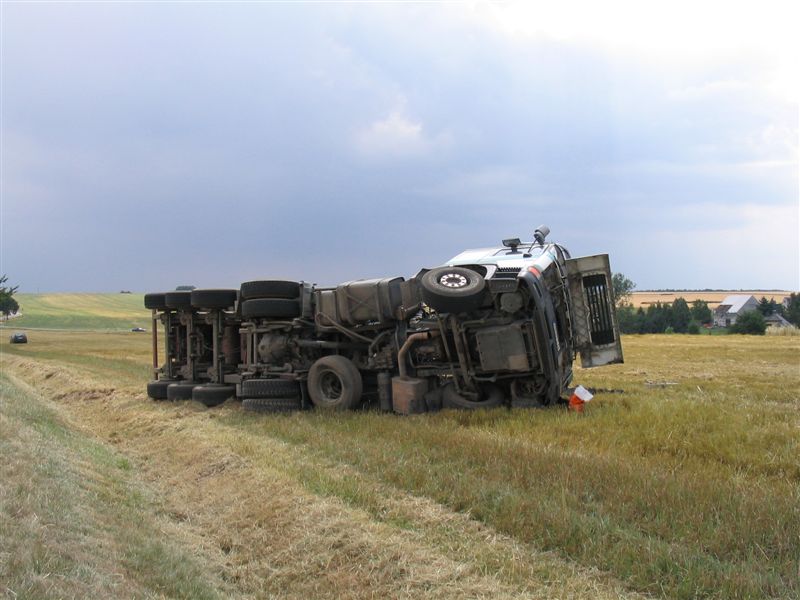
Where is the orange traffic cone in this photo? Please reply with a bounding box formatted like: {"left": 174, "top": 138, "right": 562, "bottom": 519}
{"left": 568, "top": 385, "right": 593, "bottom": 413}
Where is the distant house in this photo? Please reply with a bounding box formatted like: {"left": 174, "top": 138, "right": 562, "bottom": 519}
{"left": 764, "top": 313, "right": 793, "bottom": 329}
{"left": 713, "top": 295, "right": 758, "bottom": 327}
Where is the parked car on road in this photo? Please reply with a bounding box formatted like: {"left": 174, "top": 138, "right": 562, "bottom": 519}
{"left": 9, "top": 332, "right": 28, "bottom": 344}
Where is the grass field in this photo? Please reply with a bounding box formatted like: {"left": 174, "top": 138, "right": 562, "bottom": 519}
{"left": 5, "top": 293, "right": 149, "bottom": 330}
{"left": 1, "top": 295, "right": 798, "bottom": 599}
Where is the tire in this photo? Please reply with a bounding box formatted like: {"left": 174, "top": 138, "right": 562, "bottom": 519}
{"left": 241, "top": 378, "right": 300, "bottom": 399}
{"left": 144, "top": 293, "right": 168, "bottom": 310}
{"left": 441, "top": 383, "right": 504, "bottom": 410}
{"left": 240, "top": 280, "right": 301, "bottom": 300}
{"left": 241, "top": 298, "right": 301, "bottom": 319}
{"left": 190, "top": 289, "right": 238, "bottom": 310}
{"left": 420, "top": 267, "right": 486, "bottom": 314}
{"left": 165, "top": 291, "right": 193, "bottom": 309}
{"left": 147, "top": 379, "right": 178, "bottom": 400}
{"left": 192, "top": 384, "right": 236, "bottom": 407}
{"left": 307, "top": 355, "right": 362, "bottom": 411}
{"left": 242, "top": 397, "right": 301, "bottom": 413}
{"left": 166, "top": 381, "right": 199, "bottom": 401}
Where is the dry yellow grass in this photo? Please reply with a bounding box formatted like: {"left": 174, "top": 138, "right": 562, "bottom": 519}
{"left": 2, "top": 331, "right": 798, "bottom": 599}
{"left": 629, "top": 291, "right": 794, "bottom": 308}
{"left": 2, "top": 333, "right": 639, "bottom": 600}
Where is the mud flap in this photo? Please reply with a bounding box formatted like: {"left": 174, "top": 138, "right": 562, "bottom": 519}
{"left": 566, "top": 254, "right": 624, "bottom": 368}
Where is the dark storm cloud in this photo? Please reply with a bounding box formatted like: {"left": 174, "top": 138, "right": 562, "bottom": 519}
{"left": 2, "top": 3, "right": 797, "bottom": 292}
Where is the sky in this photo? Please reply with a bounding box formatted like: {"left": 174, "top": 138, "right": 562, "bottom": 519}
{"left": 1, "top": 1, "right": 798, "bottom": 292}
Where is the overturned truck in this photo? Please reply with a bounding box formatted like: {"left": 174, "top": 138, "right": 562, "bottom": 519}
{"left": 144, "top": 226, "right": 622, "bottom": 414}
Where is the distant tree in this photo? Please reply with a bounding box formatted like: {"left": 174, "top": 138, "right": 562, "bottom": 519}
{"left": 616, "top": 304, "right": 638, "bottom": 334}
{"left": 645, "top": 302, "right": 670, "bottom": 333}
{"left": 690, "top": 300, "right": 712, "bottom": 325}
{"left": 0, "top": 295, "right": 19, "bottom": 320}
{"left": 634, "top": 307, "right": 647, "bottom": 333}
{"left": 612, "top": 273, "right": 636, "bottom": 309}
{"left": 785, "top": 293, "right": 800, "bottom": 326}
{"left": 687, "top": 321, "right": 701, "bottom": 334}
{"left": 756, "top": 297, "right": 773, "bottom": 316}
{"left": 0, "top": 274, "right": 17, "bottom": 295}
{"left": 0, "top": 275, "right": 19, "bottom": 321}
{"left": 670, "top": 297, "right": 692, "bottom": 333}
{"left": 730, "top": 311, "right": 766, "bottom": 335}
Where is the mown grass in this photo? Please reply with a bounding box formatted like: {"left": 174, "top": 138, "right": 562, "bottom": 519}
{"left": 0, "top": 373, "right": 224, "bottom": 599}
{"left": 5, "top": 345, "right": 635, "bottom": 599}
{"left": 218, "top": 335, "right": 799, "bottom": 600}
{"left": 3, "top": 321, "right": 798, "bottom": 599}
{"left": 2, "top": 329, "right": 152, "bottom": 382}
{"left": 225, "top": 404, "right": 797, "bottom": 599}
{"left": 5, "top": 293, "right": 150, "bottom": 330}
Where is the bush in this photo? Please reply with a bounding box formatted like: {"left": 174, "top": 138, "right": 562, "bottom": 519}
{"left": 730, "top": 311, "right": 766, "bottom": 335}
{"left": 687, "top": 321, "right": 701, "bottom": 335}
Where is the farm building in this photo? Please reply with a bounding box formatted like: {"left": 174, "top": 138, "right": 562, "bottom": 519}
{"left": 764, "top": 313, "right": 793, "bottom": 329}
{"left": 713, "top": 295, "right": 758, "bottom": 327}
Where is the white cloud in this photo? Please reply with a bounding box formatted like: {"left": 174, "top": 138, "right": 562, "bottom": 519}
{"left": 461, "top": 0, "right": 799, "bottom": 103}
{"left": 354, "top": 110, "right": 450, "bottom": 160}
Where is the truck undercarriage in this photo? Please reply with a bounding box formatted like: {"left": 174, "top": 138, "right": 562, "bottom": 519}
{"left": 144, "top": 226, "right": 622, "bottom": 413}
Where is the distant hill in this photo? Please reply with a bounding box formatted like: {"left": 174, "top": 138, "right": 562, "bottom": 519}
{"left": 2, "top": 293, "right": 149, "bottom": 330}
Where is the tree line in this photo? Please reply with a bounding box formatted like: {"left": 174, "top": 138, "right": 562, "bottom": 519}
{"left": 612, "top": 274, "right": 800, "bottom": 335}
{"left": 616, "top": 298, "right": 712, "bottom": 334}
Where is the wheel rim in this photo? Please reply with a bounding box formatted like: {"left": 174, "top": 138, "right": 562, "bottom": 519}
{"left": 439, "top": 273, "right": 469, "bottom": 288}
{"left": 318, "top": 370, "right": 343, "bottom": 402}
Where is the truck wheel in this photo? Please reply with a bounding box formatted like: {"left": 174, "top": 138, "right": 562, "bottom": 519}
{"left": 241, "top": 378, "right": 300, "bottom": 399}
{"left": 190, "top": 289, "right": 238, "bottom": 310}
{"left": 240, "top": 280, "right": 301, "bottom": 300}
{"left": 442, "top": 383, "right": 504, "bottom": 409}
{"left": 167, "top": 381, "right": 199, "bottom": 401}
{"left": 307, "top": 356, "right": 362, "bottom": 411}
{"left": 420, "top": 267, "right": 486, "bottom": 314}
{"left": 192, "top": 384, "right": 236, "bottom": 407}
{"left": 144, "top": 293, "right": 168, "bottom": 310}
{"left": 165, "top": 291, "right": 193, "bottom": 309}
{"left": 240, "top": 298, "right": 300, "bottom": 319}
{"left": 147, "top": 379, "right": 177, "bottom": 400}
{"left": 242, "top": 397, "right": 301, "bottom": 413}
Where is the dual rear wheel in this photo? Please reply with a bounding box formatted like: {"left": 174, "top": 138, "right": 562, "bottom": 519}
{"left": 239, "top": 355, "right": 364, "bottom": 413}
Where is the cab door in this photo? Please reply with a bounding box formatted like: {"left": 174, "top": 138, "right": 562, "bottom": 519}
{"left": 565, "top": 254, "right": 624, "bottom": 367}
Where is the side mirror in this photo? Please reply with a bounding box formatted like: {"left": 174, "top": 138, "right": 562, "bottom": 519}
{"left": 502, "top": 238, "right": 522, "bottom": 253}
